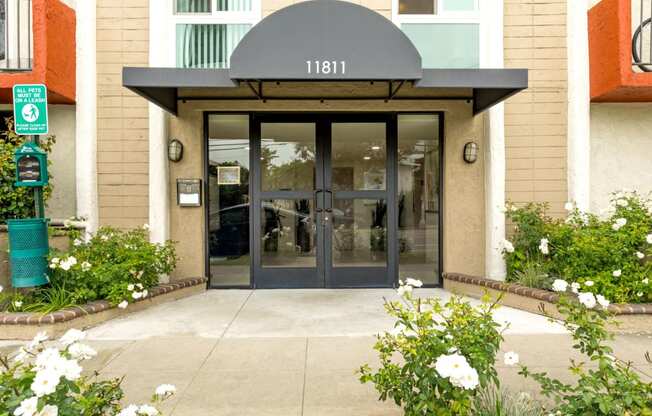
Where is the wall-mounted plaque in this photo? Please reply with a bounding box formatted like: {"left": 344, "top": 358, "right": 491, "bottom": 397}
{"left": 177, "top": 178, "right": 202, "bottom": 207}
{"left": 217, "top": 166, "right": 241, "bottom": 185}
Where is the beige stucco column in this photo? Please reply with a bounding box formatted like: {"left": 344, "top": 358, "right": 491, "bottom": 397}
{"left": 75, "top": 0, "right": 98, "bottom": 233}
{"left": 482, "top": 0, "right": 507, "bottom": 280}
{"left": 148, "top": 0, "right": 171, "bottom": 250}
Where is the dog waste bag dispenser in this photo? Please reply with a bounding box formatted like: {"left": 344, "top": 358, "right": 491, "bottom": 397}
{"left": 8, "top": 142, "right": 50, "bottom": 288}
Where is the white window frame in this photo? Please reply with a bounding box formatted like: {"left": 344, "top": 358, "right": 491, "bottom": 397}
{"left": 166, "top": 0, "right": 261, "bottom": 67}
{"left": 391, "top": 0, "right": 493, "bottom": 68}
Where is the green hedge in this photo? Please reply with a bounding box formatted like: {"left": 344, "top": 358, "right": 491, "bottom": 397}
{"left": 504, "top": 192, "right": 652, "bottom": 304}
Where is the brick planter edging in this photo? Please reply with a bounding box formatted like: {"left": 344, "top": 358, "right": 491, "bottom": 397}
{"left": 0, "top": 277, "right": 207, "bottom": 325}
{"left": 443, "top": 273, "right": 652, "bottom": 315}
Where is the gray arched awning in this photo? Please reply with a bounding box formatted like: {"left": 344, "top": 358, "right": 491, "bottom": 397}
{"left": 122, "top": 0, "right": 528, "bottom": 115}
{"left": 229, "top": 0, "right": 422, "bottom": 80}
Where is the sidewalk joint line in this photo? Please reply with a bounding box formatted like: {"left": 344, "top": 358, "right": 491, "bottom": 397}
{"left": 220, "top": 290, "right": 254, "bottom": 339}
{"left": 300, "top": 337, "right": 309, "bottom": 416}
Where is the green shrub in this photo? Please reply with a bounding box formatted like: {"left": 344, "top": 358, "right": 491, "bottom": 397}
{"left": 47, "top": 225, "right": 177, "bottom": 306}
{"left": 359, "top": 279, "right": 503, "bottom": 416}
{"left": 503, "top": 193, "right": 652, "bottom": 303}
{"left": 0, "top": 117, "right": 55, "bottom": 223}
{"left": 0, "top": 329, "right": 176, "bottom": 415}
{"left": 518, "top": 283, "right": 652, "bottom": 415}
{"left": 512, "top": 262, "right": 551, "bottom": 290}
{"left": 471, "top": 385, "right": 544, "bottom": 416}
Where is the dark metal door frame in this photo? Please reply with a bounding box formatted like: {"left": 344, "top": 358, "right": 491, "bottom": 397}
{"left": 204, "top": 111, "right": 445, "bottom": 290}
{"left": 250, "top": 113, "right": 395, "bottom": 288}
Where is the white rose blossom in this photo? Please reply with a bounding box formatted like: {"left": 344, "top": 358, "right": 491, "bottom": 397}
{"left": 13, "top": 300, "right": 23, "bottom": 309}
{"left": 612, "top": 270, "right": 621, "bottom": 277}
{"left": 397, "top": 284, "right": 412, "bottom": 297}
{"left": 127, "top": 284, "right": 135, "bottom": 291}
{"left": 596, "top": 295, "right": 610, "bottom": 308}
{"left": 551, "top": 279, "right": 568, "bottom": 292}
{"left": 405, "top": 278, "right": 423, "bottom": 288}
{"left": 647, "top": 234, "right": 652, "bottom": 244}
{"left": 36, "top": 405, "right": 58, "bottom": 416}
{"left": 584, "top": 280, "right": 594, "bottom": 287}
{"left": 118, "top": 300, "right": 129, "bottom": 309}
{"left": 538, "top": 238, "right": 549, "bottom": 255}
{"left": 132, "top": 291, "right": 143, "bottom": 300}
{"left": 81, "top": 261, "right": 92, "bottom": 272}
{"left": 155, "top": 383, "right": 177, "bottom": 397}
{"left": 564, "top": 201, "right": 574, "bottom": 211}
{"left": 503, "top": 239, "right": 515, "bottom": 253}
{"left": 14, "top": 397, "right": 38, "bottom": 416}
{"left": 68, "top": 343, "right": 97, "bottom": 360}
{"left": 504, "top": 351, "right": 519, "bottom": 366}
{"left": 59, "top": 329, "right": 85, "bottom": 347}
{"left": 117, "top": 405, "right": 139, "bottom": 416}
{"left": 570, "top": 282, "right": 581, "bottom": 294}
{"left": 615, "top": 199, "right": 628, "bottom": 207}
{"left": 636, "top": 251, "right": 645, "bottom": 259}
{"left": 643, "top": 278, "right": 649, "bottom": 285}
{"left": 138, "top": 405, "right": 159, "bottom": 416}
{"left": 578, "top": 292, "right": 597, "bottom": 309}
{"left": 434, "top": 353, "right": 479, "bottom": 390}
{"left": 612, "top": 217, "right": 627, "bottom": 231}
{"left": 31, "top": 369, "right": 61, "bottom": 397}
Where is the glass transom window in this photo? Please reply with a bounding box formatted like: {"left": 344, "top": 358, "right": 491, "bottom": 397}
{"left": 393, "top": 0, "right": 480, "bottom": 68}
{"left": 173, "top": 0, "right": 260, "bottom": 69}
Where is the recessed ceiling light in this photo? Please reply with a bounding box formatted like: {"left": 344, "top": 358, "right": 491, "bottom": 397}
{"left": 371, "top": 145, "right": 380, "bottom": 150}
{"left": 363, "top": 156, "right": 371, "bottom": 160}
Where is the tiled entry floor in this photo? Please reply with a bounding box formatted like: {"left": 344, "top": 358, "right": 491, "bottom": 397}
{"left": 3, "top": 290, "right": 650, "bottom": 415}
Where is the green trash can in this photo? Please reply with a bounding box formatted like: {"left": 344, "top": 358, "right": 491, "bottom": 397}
{"left": 7, "top": 218, "right": 50, "bottom": 288}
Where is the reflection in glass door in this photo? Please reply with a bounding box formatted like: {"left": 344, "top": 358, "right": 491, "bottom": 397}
{"left": 327, "top": 121, "right": 395, "bottom": 287}
{"left": 253, "top": 120, "right": 324, "bottom": 288}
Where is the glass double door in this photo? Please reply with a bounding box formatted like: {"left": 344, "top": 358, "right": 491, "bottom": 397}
{"left": 253, "top": 115, "right": 396, "bottom": 288}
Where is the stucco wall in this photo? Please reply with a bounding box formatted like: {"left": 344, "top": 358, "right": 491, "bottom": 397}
{"left": 590, "top": 103, "right": 652, "bottom": 212}
{"left": 504, "top": 0, "right": 568, "bottom": 216}
{"left": 46, "top": 105, "right": 76, "bottom": 219}
{"left": 168, "top": 100, "right": 485, "bottom": 281}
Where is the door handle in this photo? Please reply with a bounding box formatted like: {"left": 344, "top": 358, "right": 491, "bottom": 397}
{"left": 315, "top": 189, "right": 323, "bottom": 213}
{"left": 324, "top": 190, "right": 333, "bottom": 213}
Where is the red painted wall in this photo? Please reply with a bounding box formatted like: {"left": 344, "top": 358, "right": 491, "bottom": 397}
{"left": 0, "top": 0, "right": 76, "bottom": 104}
{"left": 590, "top": 0, "right": 652, "bottom": 101}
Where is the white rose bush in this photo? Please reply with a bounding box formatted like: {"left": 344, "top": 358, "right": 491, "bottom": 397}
{"left": 1, "top": 226, "right": 177, "bottom": 314}
{"left": 0, "top": 329, "right": 175, "bottom": 416}
{"left": 503, "top": 192, "right": 652, "bottom": 304}
{"left": 359, "top": 279, "right": 503, "bottom": 415}
{"left": 517, "top": 281, "right": 652, "bottom": 415}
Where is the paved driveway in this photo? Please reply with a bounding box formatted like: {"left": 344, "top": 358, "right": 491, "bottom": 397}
{"left": 3, "top": 289, "right": 650, "bottom": 415}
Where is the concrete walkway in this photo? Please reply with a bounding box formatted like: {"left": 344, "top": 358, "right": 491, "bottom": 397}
{"left": 3, "top": 289, "right": 651, "bottom": 415}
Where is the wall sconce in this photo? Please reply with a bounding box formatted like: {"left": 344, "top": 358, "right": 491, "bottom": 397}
{"left": 463, "top": 141, "right": 478, "bottom": 164}
{"left": 168, "top": 139, "right": 184, "bottom": 162}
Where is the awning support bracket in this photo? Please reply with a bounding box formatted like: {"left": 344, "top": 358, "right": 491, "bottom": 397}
{"left": 246, "top": 80, "right": 264, "bottom": 100}
{"left": 387, "top": 80, "right": 405, "bottom": 100}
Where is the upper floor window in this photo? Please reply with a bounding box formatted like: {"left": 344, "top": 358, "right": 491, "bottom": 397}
{"left": 393, "top": 0, "right": 480, "bottom": 68}
{"left": 173, "top": 0, "right": 260, "bottom": 68}
{"left": 0, "top": 0, "right": 32, "bottom": 71}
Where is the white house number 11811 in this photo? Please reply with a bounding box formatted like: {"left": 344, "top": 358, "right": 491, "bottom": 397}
{"left": 306, "top": 60, "right": 346, "bottom": 75}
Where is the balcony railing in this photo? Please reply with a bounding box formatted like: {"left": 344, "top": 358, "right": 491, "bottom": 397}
{"left": 0, "top": 0, "right": 32, "bottom": 71}
{"left": 633, "top": 0, "right": 652, "bottom": 71}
